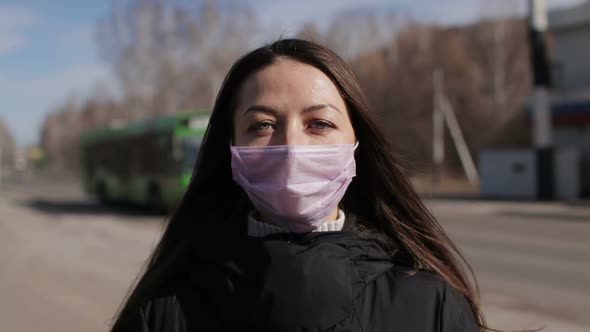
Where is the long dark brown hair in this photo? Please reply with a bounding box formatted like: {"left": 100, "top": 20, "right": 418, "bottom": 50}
{"left": 112, "top": 38, "right": 487, "bottom": 331}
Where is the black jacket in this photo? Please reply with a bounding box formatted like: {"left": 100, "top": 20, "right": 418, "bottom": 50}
{"left": 117, "top": 231, "right": 479, "bottom": 332}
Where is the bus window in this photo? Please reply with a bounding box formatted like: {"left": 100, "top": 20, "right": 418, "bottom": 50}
{"left": 182, "top": 138, "right": 201, "bottom": 171}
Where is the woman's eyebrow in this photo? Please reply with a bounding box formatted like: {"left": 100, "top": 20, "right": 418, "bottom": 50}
{"left": 302, "top": 104, "right": 342, "bottom": 114}
{"left": 243, "top": 104, "right": 342, "bottom": 116}
{"left": 243, "top": 105, "right": 279, "bottom": 116}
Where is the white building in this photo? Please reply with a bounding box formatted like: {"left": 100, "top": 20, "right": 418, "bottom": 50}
{"left": 479, "top": 3, "right": 590, "bottom": 200}
{"left": 548, "top": 1, "right": 590, "bottom": 196}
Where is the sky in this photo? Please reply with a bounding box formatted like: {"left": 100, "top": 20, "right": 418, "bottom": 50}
{"left": 0, "top": 0, "right": 586, "bottom": 147}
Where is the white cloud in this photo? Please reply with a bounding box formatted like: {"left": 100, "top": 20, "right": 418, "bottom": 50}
{"left": 0, "top": 63, "right": 114, "bottom": 146}
{"left": 0, "top": 6, "right": 39, "bottom": 56}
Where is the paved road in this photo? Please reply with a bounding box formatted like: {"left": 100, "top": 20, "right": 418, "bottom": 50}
{"left": 428, "top": 200, "right": 590, "bottom": 331}
{"left": 0, "top": 179, "right": 588, "bottom": 331}
{"left": 0, "top": 180, "right": 163, "bottom": 332}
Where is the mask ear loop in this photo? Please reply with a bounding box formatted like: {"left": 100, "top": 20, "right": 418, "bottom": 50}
{"left": 353, "top": 141, "right": 360, "bottom": 161}
{"left": 340, "top": 141, "right": 359, "bottom": 220}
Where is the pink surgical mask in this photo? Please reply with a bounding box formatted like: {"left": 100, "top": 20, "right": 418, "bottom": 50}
{"left": 230, "top": 143, "right": 358, "bottom": 233}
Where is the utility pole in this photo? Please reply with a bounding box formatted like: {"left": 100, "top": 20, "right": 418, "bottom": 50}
{"left": 433, "top": 69, "right": 480, "bottom": 185}
{"left": 440, "top": 93, "right": 480, "bottom": 185}
{"left": 529, "top": 0, "right": 554, "bottom": 200}
{"left": 432, "top": 70, "right": 445, "bottom": 184}
{"left": 493, "top": 20, "right": 507, "bottom": 113}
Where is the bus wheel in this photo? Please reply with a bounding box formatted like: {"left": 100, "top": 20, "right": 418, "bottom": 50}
{"left": 148, "top": 185, "right": 165, "bottom": 214}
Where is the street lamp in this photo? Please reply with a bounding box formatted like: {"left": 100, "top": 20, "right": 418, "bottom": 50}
{"left": 528, "top": 0, "right": 554, "bottom": 200}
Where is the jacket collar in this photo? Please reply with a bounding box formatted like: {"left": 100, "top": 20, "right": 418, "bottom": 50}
{"left": 189, "top": 219, "right": 394, "bottom": 331}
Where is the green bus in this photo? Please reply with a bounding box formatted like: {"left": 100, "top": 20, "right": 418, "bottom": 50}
{"left": 80, "top": 112, "right": 209, "bottom": 211}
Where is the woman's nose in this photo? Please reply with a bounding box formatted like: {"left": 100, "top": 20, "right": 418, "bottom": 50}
{"left": 275, "top": 122, "right": 307, "bottom": 146}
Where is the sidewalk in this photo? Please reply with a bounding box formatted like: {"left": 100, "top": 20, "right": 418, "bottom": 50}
{"left": 425, "top": 197, "right": 590, "bottom": 222}
{"left": 412, "top": 176, "right": 590, "bottom": 221}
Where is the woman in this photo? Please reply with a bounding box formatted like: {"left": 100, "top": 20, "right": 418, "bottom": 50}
{"left": 112, "top": 39, "right": 486, "bottom": 332}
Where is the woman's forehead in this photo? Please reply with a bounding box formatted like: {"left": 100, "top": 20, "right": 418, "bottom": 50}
{"left": 236, "top": 58, "right": 346, "bottom": 112}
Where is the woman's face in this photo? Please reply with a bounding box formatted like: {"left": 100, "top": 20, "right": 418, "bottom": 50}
{"left": 233, "top": 58, "right": 356, "bottom": 147}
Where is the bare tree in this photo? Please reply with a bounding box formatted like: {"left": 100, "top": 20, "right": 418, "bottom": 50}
{"left": 0, "top": 119, "right": 16, "bottom": 171}
{"left": 296, "top": 10, "right": 406, "bottom": 60}
{"left": 44, "top": 2, "right": 530, "bottom": 175}
{"left": 463, "top": 18, "right": 531, "bottom": 147}
{"left": 40, "top": 95, "right": 83, "bottom": 171}
{"left": 349, "top": 18, "right": 530, "bottom": 174}
{"left": 97, "top": 0, "right": 259, "bottom": 117}
{"left": 41, "top": 0, "right": 260, "bottom": 170}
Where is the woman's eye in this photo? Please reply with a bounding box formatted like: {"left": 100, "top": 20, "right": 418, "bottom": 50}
{"left": 309, "top": 120, "right": 334, "bottom": 130}
{"left": 250, "top": 121, "right": 275, "bottom": 132}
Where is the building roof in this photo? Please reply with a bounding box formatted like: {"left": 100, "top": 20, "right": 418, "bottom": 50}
{"left": 549, "top": 1, "right": 590, "bottom": 31}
